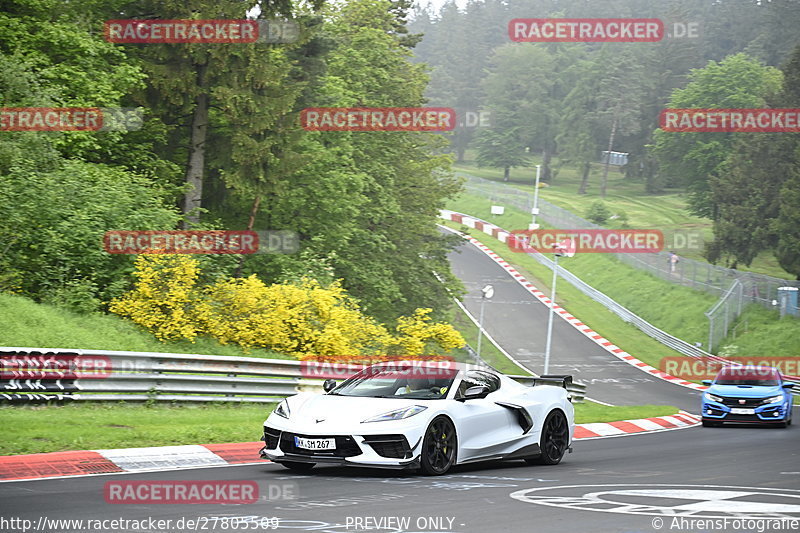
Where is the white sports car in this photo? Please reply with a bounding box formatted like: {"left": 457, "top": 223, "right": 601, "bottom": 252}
{"left": 259, "top": 362, "right": 575, "bottom": 475}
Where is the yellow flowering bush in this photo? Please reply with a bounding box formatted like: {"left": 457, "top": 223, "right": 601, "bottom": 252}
{"left": 110, "top": 256, "right": 465, "bottom": 361}
{"left": 109, "top": 255, "right": 209, "bottom": 341}
{"left": 202, "top": 276, "right": 393, "bottom": 358}
{"left": 390, "top": 308, "right": 466, "bottom": 357}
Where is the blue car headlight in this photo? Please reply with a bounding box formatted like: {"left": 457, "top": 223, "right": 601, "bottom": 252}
{"left": 362, "top": 405, "right": 427, "bottom": 423}
{"left": 761, "top": 395, "right": 783, "bottom": 405}
{"left": 704, "top": 393, "right": 723, "bottom": 403}
{"left": 274, "top": 399, "right": 291, "bottom": 419}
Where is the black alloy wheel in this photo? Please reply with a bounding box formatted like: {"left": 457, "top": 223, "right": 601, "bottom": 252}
{"left": 420, "top": 416, "right": 457, "bottom": 475}
{"left": 527, "top": 410, "right": 569, "bottom": 465}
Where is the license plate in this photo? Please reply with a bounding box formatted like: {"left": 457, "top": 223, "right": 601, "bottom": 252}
{"left": 294, "top": 436, "right": 335, "bottom": 450}
{"left": 731, "top": 408, "right": 755, "bottom": 415}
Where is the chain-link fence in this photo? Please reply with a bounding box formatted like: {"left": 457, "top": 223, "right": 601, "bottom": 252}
{"left": 704, "top": 280, "right": 743, "bottom": 352}
{"left": 460, "top": 173, "right": 800, "bottom": 352}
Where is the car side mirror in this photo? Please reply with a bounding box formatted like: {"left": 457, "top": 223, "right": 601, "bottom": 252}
{"left": 459, "top": 385, "right": 490, "bottom": 401}
{"left": 782, "top": 383, "right": 794, "bottom": 389}
{"left": 323, "top": 379, "right": 337, "bottom": 392}
{"left": 702, "top": 380, "right": 713, "bottom": 386}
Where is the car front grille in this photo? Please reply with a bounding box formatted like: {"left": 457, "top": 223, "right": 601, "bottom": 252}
{"left": 718, "top": 397, "right": 763, "bottom": 407}
{"left": 362, "top": 435, "right": 412, "bottom": 459}
{"left": 279, "top": 432, "right": 362, "bottom": 458}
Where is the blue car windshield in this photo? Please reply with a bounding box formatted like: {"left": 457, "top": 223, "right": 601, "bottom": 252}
{"left": 715, "top": 366, "right": 780, "bottom": 386}
{"left": 330, "top": 366, "right": 456, "bottom": 400}
{"left": 715, "top": 377, "right": 780, "bottom": 386}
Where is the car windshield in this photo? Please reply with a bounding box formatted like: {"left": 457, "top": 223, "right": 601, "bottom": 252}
{"left": 715, "top": 367, "right": 781, "bottom": 386}
{"left": 330, "top": 366, "right": 457, "bottom": 400}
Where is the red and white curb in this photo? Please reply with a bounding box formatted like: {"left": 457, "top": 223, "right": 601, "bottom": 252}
{"left": 0, "top": 413, "right": 701, "bottom": 482}
{"left": 439, "top": 210, "right": 708, "bottom": 392}
{"left": 574, "top": 411, "right": 701, "bottom": 439}
{"left": 0, "top": 441, "right": 263, "bottom": 482}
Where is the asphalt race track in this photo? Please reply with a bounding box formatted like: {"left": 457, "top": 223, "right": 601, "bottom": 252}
{"left": 1, "top": 232, "right": 797, "bottom": 533}
{"left": 446, "top": 232, "right": 701, "bottom": 412}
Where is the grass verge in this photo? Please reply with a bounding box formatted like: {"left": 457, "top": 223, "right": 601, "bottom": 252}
{"left": 0, "top": 403, "right": 273, "bottom": 455}
{"left": 2, "top": 401, "right": 684, "bottom": 455}
{"left": 573, "top": 403, "right": 679, "bottom": 424}
{"left": 0, "top": 292, "right": 288, "bottom": 359}
{"left": 453, "top": 157, "right": 793, "bottom": 279}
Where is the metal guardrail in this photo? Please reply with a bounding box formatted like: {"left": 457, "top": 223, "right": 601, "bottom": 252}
{"left": 0, "top": 348, "right": 323, "bottom": 403}
{"left": 1, "top": 347, "right": 587, "bottom": 403}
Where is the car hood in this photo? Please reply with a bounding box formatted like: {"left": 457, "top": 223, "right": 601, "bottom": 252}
{"left": 707, "top": 384, "right": 783, "bottom": 398}
{"left": 276, "top": 393, "right": 432, "bottom": 430}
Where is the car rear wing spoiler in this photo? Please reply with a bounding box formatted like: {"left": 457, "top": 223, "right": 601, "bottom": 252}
{"left": 509, "top": 374, "right": 585, "bottom": 402}
{"left": 532, "top": 374, "right": 573, "bottom": 388}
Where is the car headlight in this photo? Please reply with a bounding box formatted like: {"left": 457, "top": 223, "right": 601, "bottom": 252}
{"left": 362, "top": 405, "right": 427, "bottom": 423}
{"left": 704, "top": 392, "right": 723, "bottom": 403}
{"left": 274, "top": 399, "right": 291, "bottom": 419}
{"left": 762, "top": 395, "right": 783, "bottom": 405}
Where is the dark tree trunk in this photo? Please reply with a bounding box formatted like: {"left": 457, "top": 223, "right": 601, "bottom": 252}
{"left": 234, "top": 195, "right": 262, "bottom": 278}
{"left": 578, "top": 161, "right": 591, "bottom": 194}
{"left": 503, "top": 166, "right": 510, "bottom": 181}
{"left": 601, "top": 116, "right": 618, "bottom": 199}
{"left": 182, "top": 62, "right": 209, "bottom": 228}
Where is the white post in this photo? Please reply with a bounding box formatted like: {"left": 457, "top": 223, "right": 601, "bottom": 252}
{"left": 530, "top": 164, "right": 541, "bottom": 230}
{"left": 476, "top": 285, "right": 493, "bottom": 359}
{"left": 477, "top": 295, "right": 486, "bottom": 359}
{"left": 543, "top": 254, "right": 559, "bottom": 375}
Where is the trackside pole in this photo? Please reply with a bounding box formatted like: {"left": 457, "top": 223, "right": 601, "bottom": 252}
{"left": 543, "top": 254, "right": 558, "bottom": 375}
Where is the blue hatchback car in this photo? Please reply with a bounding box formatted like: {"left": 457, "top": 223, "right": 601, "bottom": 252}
{"left": 701, "top": 365, "right": 794, "bottom": 427}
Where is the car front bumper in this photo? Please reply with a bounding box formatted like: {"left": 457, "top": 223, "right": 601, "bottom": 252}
{"left": 259, "top": 425, "right": 423, "bottom": 470}
{"left": 702, "top": 400, "right": 790, "bottom": 423}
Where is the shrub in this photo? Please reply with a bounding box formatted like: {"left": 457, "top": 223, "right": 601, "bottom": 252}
{"left": 585, "top": 200, "right": 612, "bottom": 224}
{"left": 390, "top": 308, "right": 466, "bottom": 356}
{"left": 109, "top": 255, "right": 208, "bottom": 341}
{"left": 202, "top": 276, "right": 393, "bottom": 358}
{"left": 110, "top": 256, "right": 465, "bottom": 360}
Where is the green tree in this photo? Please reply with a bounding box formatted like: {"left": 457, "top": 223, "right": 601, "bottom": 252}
{"left": 474, "top": 129, "right": 528, "bottom": 181}
{"left": 652, "top": 53, "right": 783, "bottom": 218}
{"left": 0, "top": 161, "right": 182, "bottom": 309}
{"left": 238, "top": 0, "right": 463, "bottom": 322}
{"left": 706, "top": 45, "right": 800, "bottom": 274}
